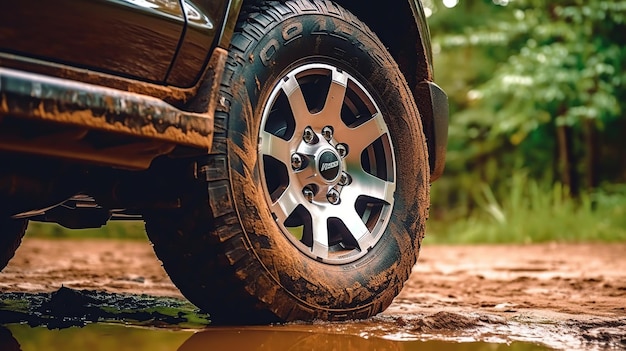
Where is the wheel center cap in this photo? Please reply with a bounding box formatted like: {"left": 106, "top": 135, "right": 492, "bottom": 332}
{"left": 318, "top": 150, "right": 341, "bottom": 181}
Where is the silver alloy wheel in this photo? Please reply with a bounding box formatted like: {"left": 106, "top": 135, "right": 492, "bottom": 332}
{"left": 259, "top": 63, "right": 396, "bottom": 264}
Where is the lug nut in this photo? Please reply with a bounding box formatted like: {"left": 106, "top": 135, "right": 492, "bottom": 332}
{"left": 291, "top": 153, "right": 303, "bottom": 170}
{"left": 303, "top": 127, "right": 316, "bottom": 144}
{"left": 339, "top": 172, "right": 352, "bottom": 186}
{"left": 336, "top": 143, "right": 348, "bottom": 158}
{"left": 303, "top": 187, "right": 315, "bottom": 203}
{"left": 322, "top": 126, "right": 334, "bottom": 141}
{"left": 326, "top": 188, "right": 341, "bottom": 205}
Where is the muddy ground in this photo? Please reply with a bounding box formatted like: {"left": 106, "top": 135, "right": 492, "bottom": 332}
{"left": 1, "top": 238, "right": 625, "bottom": 350}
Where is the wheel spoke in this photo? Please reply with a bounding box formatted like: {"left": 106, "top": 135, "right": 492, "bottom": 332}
{"left": 282, "top": 75, "right": 311, "bottom": 121}
{"left": 343, "top": 169, "right": 395, "bottom": 204}
{"left": 269, "top": 184, "right": 300, "bottom": 225}
{"left": 337, "top": 113, "right": 386, "bottom": 157}
{"left": 320, "top": 69, "right": 348, "bottom": 121}
{"left": 259, "top": 130, "right": 291, "bottom": 161}
{"left": 339, "top": 209, "right": 370, "bottom": 244}
{"left": 310, "top": 213, "right": 329, "bottom": 258}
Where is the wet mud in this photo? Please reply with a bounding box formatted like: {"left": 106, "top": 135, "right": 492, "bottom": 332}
{"left": 1, "top": 238, "right": 625, "bottom": 350}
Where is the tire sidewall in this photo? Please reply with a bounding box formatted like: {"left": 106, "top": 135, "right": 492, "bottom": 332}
{"left": 225, "top": 7, "right": 428, "bottom": 313}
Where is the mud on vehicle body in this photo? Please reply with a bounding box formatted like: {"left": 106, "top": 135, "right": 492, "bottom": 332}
{"left": 0, "top": 0, "right": 448, "bottom": 323}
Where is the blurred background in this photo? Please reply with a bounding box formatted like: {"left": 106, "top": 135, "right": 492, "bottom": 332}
{"left": 27, "top": 0, "right": 626, "bottom": 244}
{"left": 425, "top": 0, "right": 626, "bottom": 243}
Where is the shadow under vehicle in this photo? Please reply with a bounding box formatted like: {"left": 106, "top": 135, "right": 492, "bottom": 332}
{"left": 0, "top": 0, "right": 448, "bottom": 324}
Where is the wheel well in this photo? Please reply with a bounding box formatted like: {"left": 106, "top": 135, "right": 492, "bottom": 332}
{"left": 330, "top": 0, "right": 432, "bottom": 89}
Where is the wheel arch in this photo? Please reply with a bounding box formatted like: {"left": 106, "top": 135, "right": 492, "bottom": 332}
{"left": 333, "top": 0, "right": 433, "bottom": 85}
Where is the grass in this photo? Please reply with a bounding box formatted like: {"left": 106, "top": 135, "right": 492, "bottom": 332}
{"left": 26, "top": 221, "right": 148, "bottom": 240}
{"left": 427, "top": 173, "right": 626, "bottom": 244}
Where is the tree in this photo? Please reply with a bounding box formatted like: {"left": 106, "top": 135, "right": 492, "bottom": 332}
{"left": 432, "top": 0, "right": 626, "bottom": 198}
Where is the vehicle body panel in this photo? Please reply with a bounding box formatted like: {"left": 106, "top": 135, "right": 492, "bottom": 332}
{"left": 0, "top": 0, "right": 231, "bottom": 88}
{"left": 0, "top": 0, "right": 186, "bottom": 83}
{"left": 165, "top": 0, "right": 230, "bottom": 87}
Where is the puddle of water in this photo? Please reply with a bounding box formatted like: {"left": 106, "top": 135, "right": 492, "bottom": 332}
{"left": 2, "top": 322, "right": 552, "bottom": 351}
{"left": 4, "top": 323, "right": 193, "bottom": 351}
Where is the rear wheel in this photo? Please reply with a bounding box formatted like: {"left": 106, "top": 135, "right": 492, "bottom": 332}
{"left": 145, "top": 0, "right": 429, "bottom": 324}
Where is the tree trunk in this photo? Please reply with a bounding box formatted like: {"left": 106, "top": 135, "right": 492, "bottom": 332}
{"left": 584, "top": 118, "right": 599, "bottom": 190}
{"left": 556, "top": 124, "right": 579, "bottom": 197}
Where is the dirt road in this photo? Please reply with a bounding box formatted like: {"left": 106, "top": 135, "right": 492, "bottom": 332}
{"left": 1, "top": 238, "right": 625, "bottom": 350}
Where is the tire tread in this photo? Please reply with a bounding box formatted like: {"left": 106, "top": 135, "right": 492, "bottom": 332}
{"left": 145, "top": 0, "right": 428, "bottom": 324}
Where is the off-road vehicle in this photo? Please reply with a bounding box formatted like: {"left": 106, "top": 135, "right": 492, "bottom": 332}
{"left": 0, "top": 0, "right": 448, "bottom": 324}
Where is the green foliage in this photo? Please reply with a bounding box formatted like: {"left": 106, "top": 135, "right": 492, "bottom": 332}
{"left": 473, "top": 1, "right": 626, "bottom": 133}
{"left": 428, "top": 172, "right": 626, "bottom": 244}
{"left": 427, "top": 0, "right": 626, "bottom": 242}
{"left": 26, "top": 221, "right": 147, "bottom": 239}
{"left": 436, "top": 0, "right": 626, "bottom": 173}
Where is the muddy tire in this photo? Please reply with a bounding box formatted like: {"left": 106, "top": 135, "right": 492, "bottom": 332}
{"left": 145, "top": 0, "right": 429, "bottom": 324}
{"left": 0, "top": 218, "right": 27, "bottom": 271}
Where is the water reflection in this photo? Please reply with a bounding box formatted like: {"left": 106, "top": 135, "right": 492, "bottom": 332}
{"left": 1, "top": 323, "right": 551, "bottom": 351}
{"left": 181, "top": 327, "right": 404, "bottom": 351}
{"left": 0, "top": 326, "right": 20, "bottom": 351}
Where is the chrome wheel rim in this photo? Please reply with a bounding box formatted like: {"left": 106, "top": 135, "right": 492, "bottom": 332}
{"left": 259, "top": 63, "right": 396, "bottom": 264}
